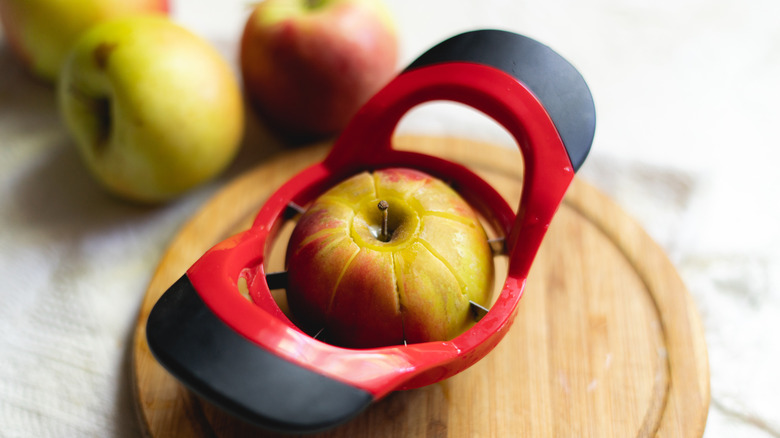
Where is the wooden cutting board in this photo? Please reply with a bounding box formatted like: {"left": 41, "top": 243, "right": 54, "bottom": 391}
{"left": 131, "top": 135, "right": 710, "bottom": 437}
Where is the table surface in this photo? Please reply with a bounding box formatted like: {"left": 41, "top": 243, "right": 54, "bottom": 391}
{"left": 1, "top": 1, "right": 778, "bottom": 437}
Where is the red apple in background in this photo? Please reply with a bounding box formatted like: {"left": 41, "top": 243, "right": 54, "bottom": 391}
{"left": 0, "top": 0, "right": 169, "bottom": 82}
{"left": 285, "top": 168, "right": 495, "bottom": 349}
{"left": 239, "top": 0, "right": 399, "bottom": 142}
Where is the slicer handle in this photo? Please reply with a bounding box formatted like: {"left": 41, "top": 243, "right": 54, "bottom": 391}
{"left": 404, "top": 29, "right": 595, "bottom": 172}
{"left": 325, "top": 39, "right": 586, "bottom": 276}
{"left": 146, "top": 31, "right": 597, "bottom": 436}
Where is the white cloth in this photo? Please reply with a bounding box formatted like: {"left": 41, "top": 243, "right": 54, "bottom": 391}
{"left": 1, "top": 0, "right": 779, "bottom": 436}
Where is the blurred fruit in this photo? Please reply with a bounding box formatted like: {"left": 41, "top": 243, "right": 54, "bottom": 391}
{"left": 239, "top": 0, "right": 399, "bottom": 142}
{"left": 0, "top": 0, "right": 169, "bottom": 82}
{"left": 58, "top": 15, "right": 244, "bottom": 203}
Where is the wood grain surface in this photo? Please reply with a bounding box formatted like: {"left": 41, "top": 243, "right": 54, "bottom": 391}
{"left": 131, "top": 135, "right": 710, "bottom": 437}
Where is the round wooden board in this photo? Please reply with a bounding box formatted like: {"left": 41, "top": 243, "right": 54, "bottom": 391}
{"left": 132, "top": 135, "right": 709, "bottom": 437}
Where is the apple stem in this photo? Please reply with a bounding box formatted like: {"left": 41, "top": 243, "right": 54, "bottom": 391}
{"left": 378, "top": 200, "right": 390, "bottom": 242}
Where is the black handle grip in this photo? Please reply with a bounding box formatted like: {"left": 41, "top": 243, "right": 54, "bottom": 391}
{"left": 405, "top": 29, "right": 595, "bottom": 172}
{"left": 146, "top": 275, "right": 373, "bottom": 434}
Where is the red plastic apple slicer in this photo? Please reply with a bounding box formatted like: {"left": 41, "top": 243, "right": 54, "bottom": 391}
{"left": 146, "top": 29, "right": 595, "bottom": 434}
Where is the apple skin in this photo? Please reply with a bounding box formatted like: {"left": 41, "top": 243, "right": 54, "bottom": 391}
{"left": 285, "top": 168, "right": 495, "bottom": 349}
{"left": 57, "top": 15, "right": 244, "bottom": 203}
{"left": 0, "top": 0, "right": 169, "bottom": 82}
{"left": 239, "top": 0, "right": 399, "bottom": 142}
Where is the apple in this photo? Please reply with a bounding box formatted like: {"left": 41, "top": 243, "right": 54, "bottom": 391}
{"left": 285, "top": 168, "right": 494, "bottom": 348}
{"left": 239, "top": 0, "right": 399, "bottom": 142}
{"left": 57, "top": 15, "right": 244, "bottom": 203}
{"left": 0, "top": 0, "right": 169, "bottom": 82}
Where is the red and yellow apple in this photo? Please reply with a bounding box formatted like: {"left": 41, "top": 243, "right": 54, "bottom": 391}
{"left": 0, "top": 0, "right": 169, "bottom": 82}
{"left": 239, "top": 0, "right": 399, "bottom": 142}
{"left": 285, "top": 168, "right": 494, "bottom": 349}
{"left": 57, "top": 15, "right": 244, "bottom": 203}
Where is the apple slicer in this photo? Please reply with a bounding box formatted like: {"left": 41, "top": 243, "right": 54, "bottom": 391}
{"left": 146, "top": 29, "right": 595, "bottom": 434}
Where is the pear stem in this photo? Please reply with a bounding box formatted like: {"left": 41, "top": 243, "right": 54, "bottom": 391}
{"left": 378, "top": 200, "right": 390, "bottom": 242}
